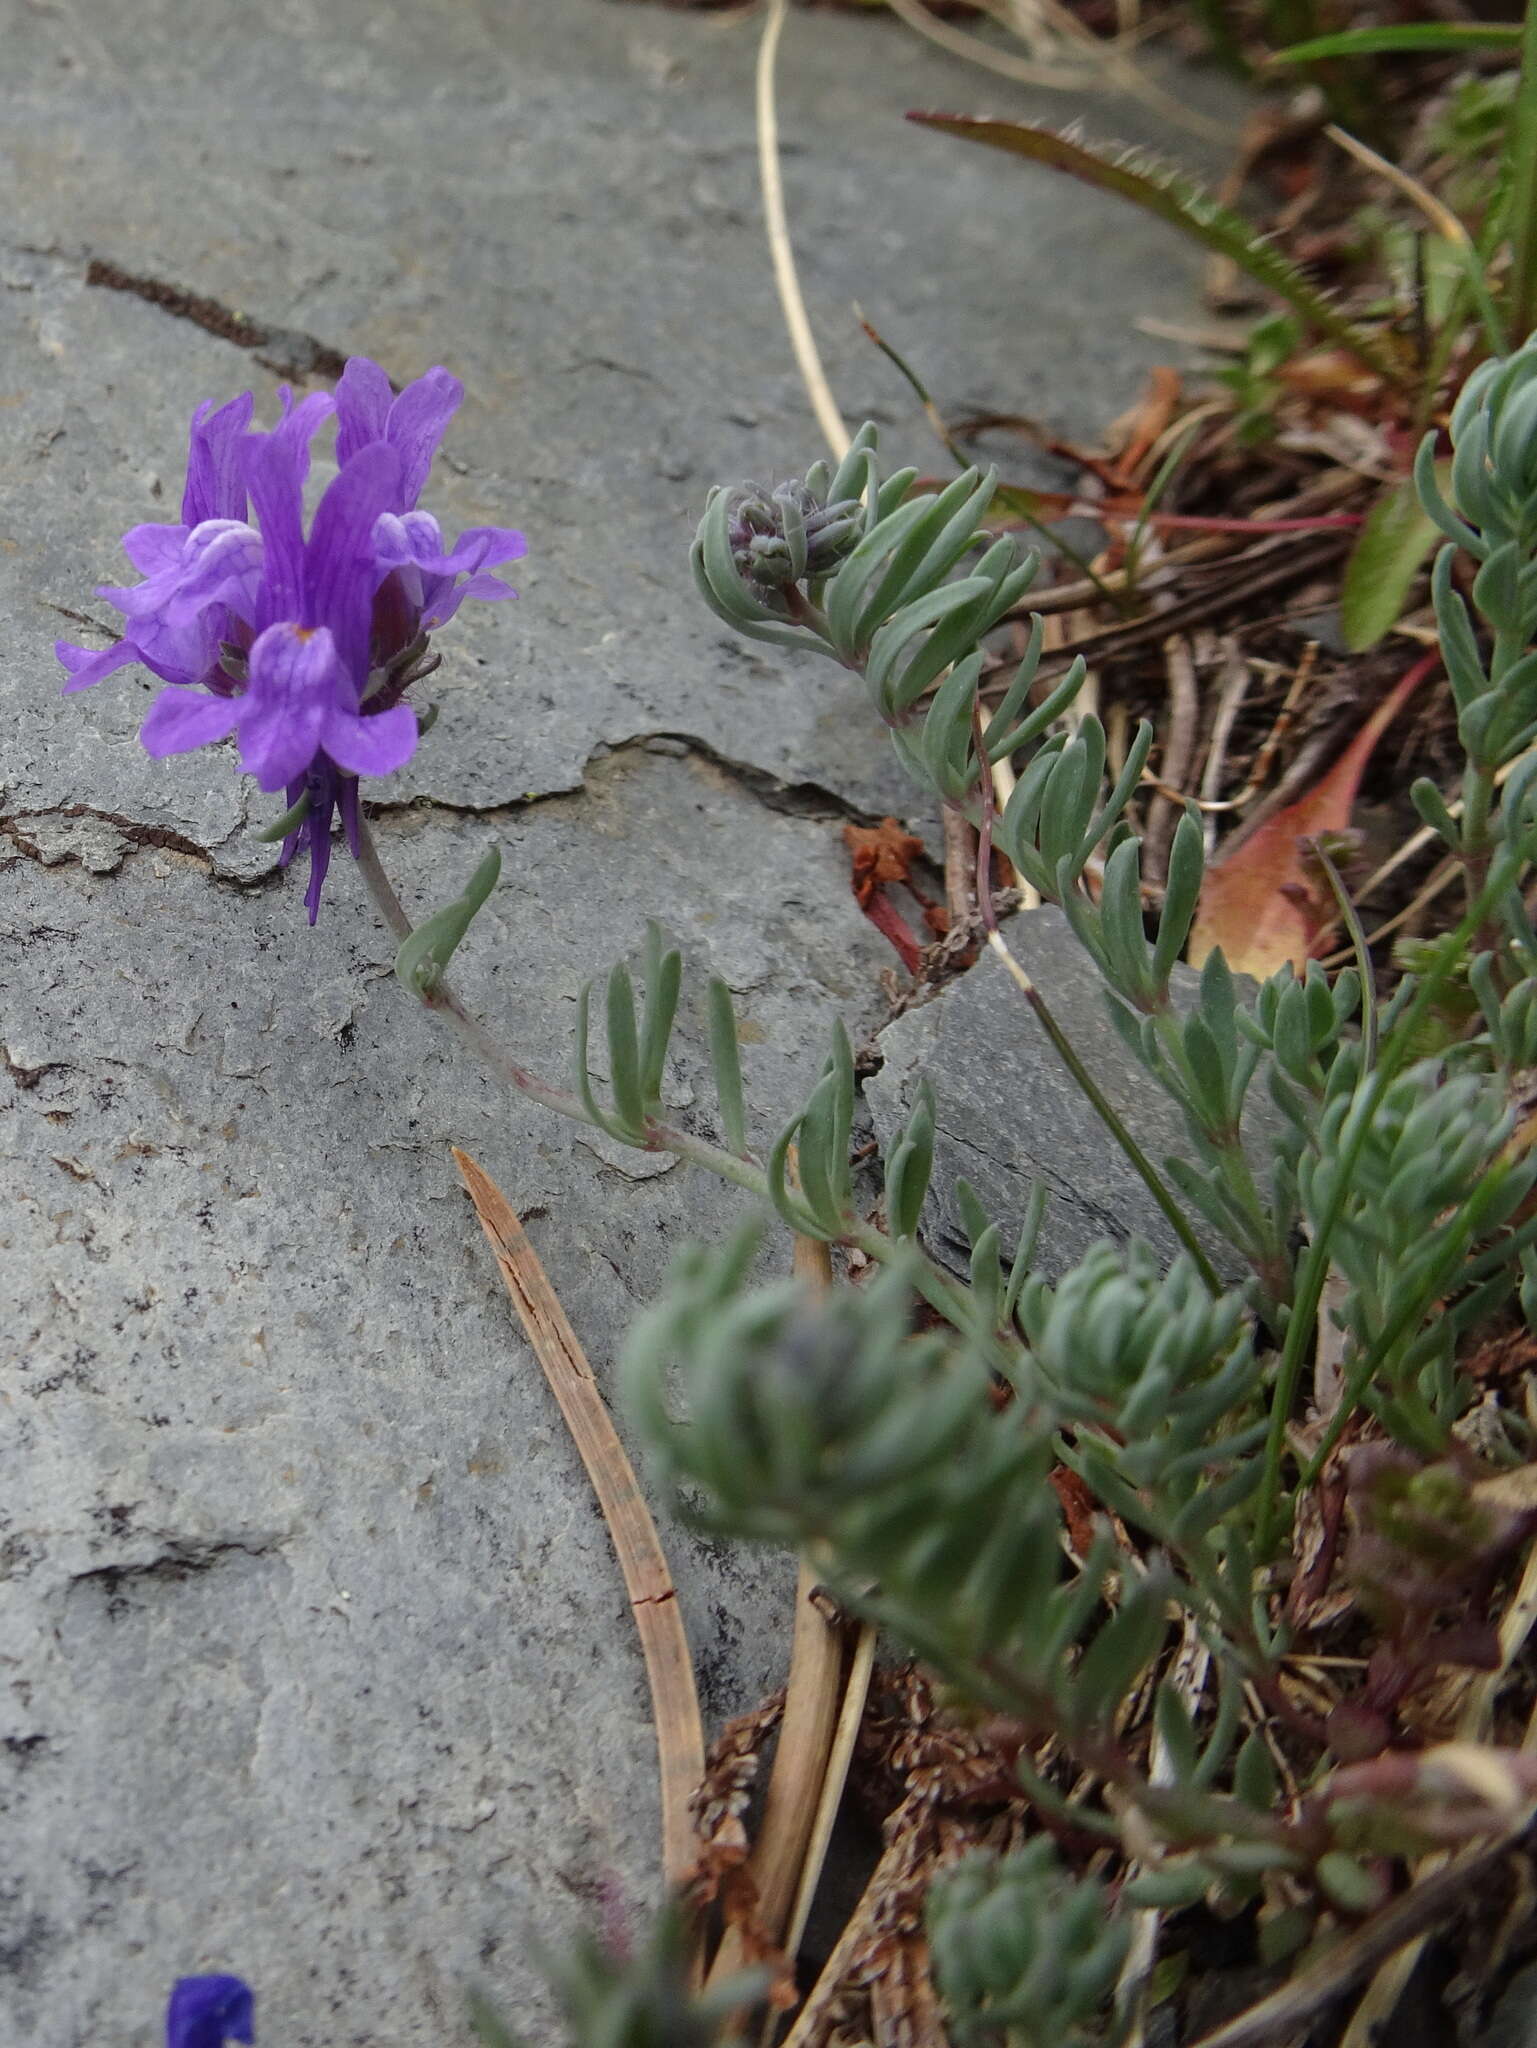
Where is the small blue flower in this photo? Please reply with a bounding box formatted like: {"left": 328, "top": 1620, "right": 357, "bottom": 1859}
{"left": 166, "top": 1973, "right": 255, "bottom": 2048}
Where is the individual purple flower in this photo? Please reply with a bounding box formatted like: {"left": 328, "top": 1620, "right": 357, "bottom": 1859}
{"left": 166, "top": 1973, "right": 254, "bottom": 2048}
{"left": 58, "top": 360, "right": 526, "bottom": 921}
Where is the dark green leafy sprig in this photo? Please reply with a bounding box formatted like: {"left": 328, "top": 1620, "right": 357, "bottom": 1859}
{"left": 625, "top": 1235, "right": 1203, "bottom": 1773}
{"left": 468, "top": 1905, "right": 765, "bottom": 2048}
{"left": 1299, "top": 1058, "right": 1537, "bottom": 1451}
{"left": 927, "top": 1841, "right": 1132, "bottom": 2048}
{"left": 1022, "top": 1246, "right": 1262, "bottom": 1528}
{"left": 993, "top": 716, "right": 1151, "bottom": 909}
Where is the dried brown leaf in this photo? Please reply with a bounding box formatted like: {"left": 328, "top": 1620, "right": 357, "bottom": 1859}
{"left": 1190, "top": 652, "right": 1436, "bottom": 978}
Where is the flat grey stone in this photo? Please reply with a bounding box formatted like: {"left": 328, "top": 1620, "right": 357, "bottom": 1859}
{"left": 3, "top": 749, "right": 886, "bottom": 2047}
{"left": 0, "top": 2, "right": 1237, "bottom": 2041}
{"left": 865, "top": 909, "right": 1262, "bottom": 1284}
{"left": 2, "top": 0, "right": 1231, "bottom": 852}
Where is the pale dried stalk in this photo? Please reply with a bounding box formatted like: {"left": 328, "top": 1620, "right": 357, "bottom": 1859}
{"left": 708, "top": 1235, "right": 849, "bottom": 1993}
{"left": 883, "top": 0, "right": 1089, "bottom": 90}
{"left": 942, "top": 802, "right": 977, "bottom": 932}
{"left": 758, "top": 0, "right": 849, "bottom": 461}
{"left": 1325, "top": 122, "right": 1471, "bottom": 248}
{"left": 1142, "top": 632, "right": 1199, "bottom": 889}
{"left": 784, "top": 1622, "right": 879, "bottom": 1964}
{"left": 780, "top": 1827, "right": 915, "bottom": 2048}
{"left": 1199, "top": 642, "right": 1255, "bottom": 858}
{"left": 452, "top": 1149, "right": 705, "bottom": 1891}
{"left": 1118, "top": 1617, "right": 1210, "bottom": 2046}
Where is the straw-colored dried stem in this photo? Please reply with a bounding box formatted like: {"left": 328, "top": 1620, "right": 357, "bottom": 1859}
{"left": 452, "top": 1148, "right": 705, "bottom": 1892}
{"left": 1142, "top": 631, "right": 1199, "bottom": 888}
{"left": 708, "top": 1236, "right": 850, "bottom": 1994}
{"left": 942, "top": 801, "right": 977, "bottom": 933}
{"left": 757, "top": 0, "right": 850, "bottom": 461}
{"left": 779, "top": 1828, "right": 913, "bottom": 2048}
{"left": 783, "top": 1622, "right": 879, "bottom": 1969}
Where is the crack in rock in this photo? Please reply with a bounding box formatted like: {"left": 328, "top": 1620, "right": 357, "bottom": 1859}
{"left": 64, "top": 1537, "right": 289, "bottom": 1617}
{"left": 1, "top": 1044, "right": 74, "bottom": 1090}
{"left": 84, "top": 259, "right": 357, "bottom": 385}
{"left": 379, "top": 730, "right": 898, "bottom": 832}
{"left": 1, "top": 804, "right": 231, "bottom": 872}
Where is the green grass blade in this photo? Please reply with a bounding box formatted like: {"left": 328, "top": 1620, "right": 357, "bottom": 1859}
{"left": 1339, "top": 477, "right": 1441, "bottom": 651}
{"left": 1502, "top": 0, "right": 1537, "bottom": 337}
{"left": 906, "top": 115, "right": 1413, "bottom": 390}
{"left": 1272, "top": 22, "right": 1520, "bottom": 61}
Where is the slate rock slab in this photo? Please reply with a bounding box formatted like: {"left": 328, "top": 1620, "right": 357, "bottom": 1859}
{"left": 865, "top": 909, "right": 1266, "bottom": 1284}
{"left": 0, "top": 2, "right": 1235, "bottom": 2041}
{"left": 3, "top": 748, "right": 889, "bottom": 2047}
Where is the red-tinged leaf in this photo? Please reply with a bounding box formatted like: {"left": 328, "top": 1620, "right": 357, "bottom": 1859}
{"left": 862, "top": 890, "right": 925, "bottom": 974}
{"left": 1189, "top": 653, "right": 1438, "bottom": 979}
{"left": 843, "top": 817, "right": 931, "bottom": 971}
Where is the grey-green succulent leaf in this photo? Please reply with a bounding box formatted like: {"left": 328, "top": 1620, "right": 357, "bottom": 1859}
{"left": 394, "top": 844, "right": 501, "bottom": 998}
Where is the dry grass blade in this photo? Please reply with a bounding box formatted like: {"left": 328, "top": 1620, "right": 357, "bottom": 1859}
{"left": 758, "top": 0, "right": 850, "bottom": 460}
{"left": 709, "top": 1234, "right": 849, "bottom": 1990}
{"left": 1142, "top": 632, "right": 1199, "bottom": 888}
{"left": 784, "top": 1623, "right": 879, "bottom": 1965}
{"left": 1190, "top": 1809, "right": 1537, "bottom": 2048}
{"left": 780, "top": 1827, "right": 914, "bottom": 2048}
{"left": 452, "top": 1148, "right": 705, "bottom": 1891}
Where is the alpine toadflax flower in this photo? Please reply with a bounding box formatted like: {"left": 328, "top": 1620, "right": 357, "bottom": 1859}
{"left": 58, "top": 358, "right": 525, "bottom": 920}
{"left": 166, "top": 1973, "right": 255, "bottom": 2048}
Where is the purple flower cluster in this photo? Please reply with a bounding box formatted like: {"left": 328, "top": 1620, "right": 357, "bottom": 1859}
{"left": 59, "top": 358, "right": 524, "bottom": 920}
{"left": 166, "top": 1974, "right": 254, "bottom": 2048}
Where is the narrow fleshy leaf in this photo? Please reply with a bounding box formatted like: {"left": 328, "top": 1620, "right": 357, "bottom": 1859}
{"left": 395, "top": 845, "right": 501, "bottom": 997}
{"left": 606, "top": 963, "right": 646, "bottom": 1137}
{"left": 707, "top": 978, "right": 749, "bottom": 1157}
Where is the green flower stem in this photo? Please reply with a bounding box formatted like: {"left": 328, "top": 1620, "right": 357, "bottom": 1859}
{"left": 1146, "top": 1006, "right": 1289, "bottom": 1298}
{"left": 988, "top": 933, "right": 1224, "bottom": 1296}
{"left": 967, "top": 700, "right": 1223, "bottom": 1297}
{"left": 1314, "top": 841, "right": 1378, "bottom": 1071}
{"left": 1461, "top": 758, "right": 1498, "bottom": 917}
{"left": 355, "top": 813, "right": 990, "bottom": 1344}
{"left": 355, "top": 817, "right": 600, "bottom": 1130}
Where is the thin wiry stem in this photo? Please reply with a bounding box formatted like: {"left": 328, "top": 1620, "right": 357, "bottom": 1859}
{"left": 353, "top": 812, "right": 989, "bottom": 1341}
{"left": 757, "top": 0, "right": 849, "bottom": 461}
{"left": 968, "top": 701, "right": 1222, "bottom": 1295}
